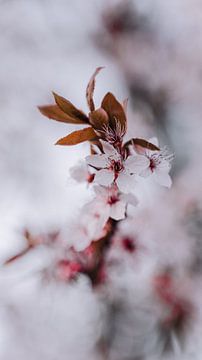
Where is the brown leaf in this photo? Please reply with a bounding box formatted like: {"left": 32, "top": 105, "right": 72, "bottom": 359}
{"left": 101, "top": 92, "right": 127, "bottom": 133}
{"left": 86, "top": 67, "right": 104, "bottom": 112}
{"left": 53, "top": 92, "right": 89, "bottom": 123}
{"left": 56, "top": 127, "right": 98, "bottom": 146}
{"left": 89, "top": 108, "right": 109, "bottom": 131}
{"left": 132, "top": 138, "right": 160, "bottom": 151}
{"left": 38, "top": 105, "right": 87, "bottom": 124}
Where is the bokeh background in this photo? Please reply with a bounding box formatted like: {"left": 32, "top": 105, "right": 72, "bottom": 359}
{"left": 1, "top": 0, "right": 202, "bottom": 359}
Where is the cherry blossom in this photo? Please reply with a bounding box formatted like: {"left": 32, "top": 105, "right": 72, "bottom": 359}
{"left": 70, "top": 202, "right": 109, "bottom": 251}
{"left": 86, "top": 141, "right": 149, "bottom": 193}
{"left": 88, "top": 185, "right": 138, "bottom": 221}
{"left": 135, "top": 138, "right": 173, "bottom": 188}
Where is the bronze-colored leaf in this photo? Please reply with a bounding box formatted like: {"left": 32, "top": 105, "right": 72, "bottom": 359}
{"left": 86, "top": 67, "right": 104, "bottom": 112}
{"left": 132, "top": 138, "right": 160, "bottom": 151}
{"left": 101, "top": 92, "right": 127, "bottom": 133}
{"left": 56, "top": 127, "right": 98, "bottom": 146}
{"left": 53, "top": 92, "right": 89, "bottom": 123}
{"left": 89, "top": 108, "right": 109, "bottom": 131}
{"left": 38, "top": 105, "right": 87, "bottom": 124}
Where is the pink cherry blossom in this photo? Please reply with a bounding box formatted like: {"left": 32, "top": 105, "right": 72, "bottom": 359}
{"left": 86, "top": 141, "right": 149, "bottom": 193}
{"left": 88, "top": 185, "right": 138, "bottom": 221}
{"left": 135, "top": 138, "right": 173, "bottom": 188}
{"left": 70, "top": 201, "right": 109, "bottom": 251}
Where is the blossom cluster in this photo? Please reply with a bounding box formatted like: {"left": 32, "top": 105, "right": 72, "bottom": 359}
{"left": 3, "top": 68, "right": 173, "bottom": 283}
{"left": 39, "top": 68, "right": 173, "bottom": 250}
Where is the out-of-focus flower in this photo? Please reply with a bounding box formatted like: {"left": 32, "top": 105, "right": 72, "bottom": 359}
{"left": 154, "top": 271, "right": 192, "bottom": 343}
{"left": 102, "top": 0, "right": 139, "bottom": 37}
{"left": 70, "top": 160, "right": 95, "bottom": 184}
{"left": 135, "top": 138, "right": 173, "bottom": 188}
{"left": 86, "top": 141, "right": 149, "bottom": 193}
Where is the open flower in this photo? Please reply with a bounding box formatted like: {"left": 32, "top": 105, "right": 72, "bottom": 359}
{"left": 135, "top": 138, "right": 173, "bottom": 188}
{"left": 69, "top": 184, "right": 137, "bottom": 251}
{"left": 70, "top": 202, "right": 109, "bottom": 251}
{"left": 86, "top": 141, "right": 149, "bottom": 193}
{"left": 89, "top": 185, "right": 138, "bottom": 221}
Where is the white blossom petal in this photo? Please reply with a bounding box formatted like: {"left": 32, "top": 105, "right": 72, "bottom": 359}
{"left": 94, "top": 169, "right": 114, "bottom": 187}
{"left": 120, "top": 193, "right": 138, "bottom": 207}
{"left": 116, "top": 172, "right": 137, "bottom": 193}
{"left": 86, "top": 154, "right": 108, "bottom": 168}
{"left": 110, "top": 200, "right": 126, "bottom": 220}
{"left": 81, "top": 201, "right": 110, "bottom": 240}
{"left": 100, "top": 140, "right": 119, "bottom": 157}
{"left": 157, "top": 159, "right": 171, "bottom": 172}
{"left": 73, "top": 230, "right": 91, "bottom": 252}
{"left": 153, "top": 171, "right": 172, "bottom": 188}
{"left": 125, "top": 155, "right": 150, "bottom": 174}
{"left": 69, "top": 161, "right": 89, "bottom": 183}
{"left": 88, "top": 212, "right": 109, "bottom": 239}
{"left": 140, "top": 166, "right": 153, "bottom": 177}
{"left": 93, "top": 185, "right": 108, "bottom": 197}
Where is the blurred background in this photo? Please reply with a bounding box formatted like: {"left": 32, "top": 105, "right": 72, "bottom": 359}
{"left": 1, "top": 0, "right": 202, "bottom": 359}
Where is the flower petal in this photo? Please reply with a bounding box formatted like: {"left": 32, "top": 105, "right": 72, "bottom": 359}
{"left": 70, "top": 161, "right": 89, "bottom": 183}
{"left": 116, "top": 172, "right": 137, "bottom": 193}
{"left": 73, "top": 230, "right": 91, "bottom": 252}
{"left": 125, "top": 155, "right": 149, "bottom": 174}
{"left": 110, "top": 200, "right": 126, "bottom": 220}
{"left": 100, "top": 140, "right": 119, "bottom": 158}
{"left": 153, "top": 171, "right": 172, "bottom": 188}
{"left": 94, "top": 169, "right": 114, "bottom": 187}
{"left": 120, "top": 193, "right": 138, "bottom": 207}
{"left": 81, "top": 201, "right": 110, "bottom": 240}
{"left": 93, "top": 185, "right": 108, "bottom": 197}
{"left": 140, "top": 166, "right": 152, "bottom": 177}
{"left": 157, "top": 159, "right": 171, "bottom": 172}
{"left": 86, "top": 154, "right": 108, "bottom": 168}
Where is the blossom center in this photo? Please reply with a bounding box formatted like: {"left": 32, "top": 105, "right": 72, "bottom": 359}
{"left": 107, "top": 194, "right": 119, "bottom": 205}
{"left": 109, "top": 159, "right": 124, "bottom": 175}
{"left": 149, "top": 157, "right": 157, "bottom": 172}
{"left": 122, "top": 237, "right": 136, "bottom": 252}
